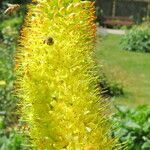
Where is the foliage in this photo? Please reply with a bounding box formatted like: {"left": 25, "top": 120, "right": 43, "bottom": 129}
{"left": 0, "top": 5, "right": 25, "bottom": 149}
{"left": 17, "top": 0, "right": 117, "bottom": 149}
{"left": 0, "top": 116, "right": 25, "bottom": 150}
{"left": 140, "top": 21, "right": 150, "bottom": 29}
{"left": 99, "top": 73, "right": 124, "bottom": 97}
{"left": 0, "top": 0, "right": 29, "bottom": 5}
{"left": 121, "top": 28, "right": 150, "bottom": 53}
{"left": 0, "top": 35, "right": 16, "bottom": 127}
{"left": 0, "top": 14, "right": 24, "bottom": 126}
{"left": 95, "top": 6, "right": 104, "bottom": 25}
{"left": 0, "top": 130, "right": 25, "bottom": 150}
{"left": 112, "top": 105, "right": 150, "bottom": 150}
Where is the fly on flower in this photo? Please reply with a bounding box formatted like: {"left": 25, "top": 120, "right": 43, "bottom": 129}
{"left": 4, "top": 4, "right": 20, "bottom": 15}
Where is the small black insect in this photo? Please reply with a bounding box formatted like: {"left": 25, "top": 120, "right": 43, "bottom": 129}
{"left": 43, "top": 36, "right": 54, "bottom": 45}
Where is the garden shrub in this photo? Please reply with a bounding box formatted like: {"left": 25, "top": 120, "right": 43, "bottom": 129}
{"left": 0, "top": 132, "right": 24, "bottom": 150}
{"left": 16, "top": 0, "right": 118, "bottom": 149}
{"left": 0, "top": 123, "right": 25, "bottom": 150}
{"left": 0, "top": 13, "right": 25, "bottom": 127}
{"left": 121, "top": 28, "right": 150, "bottom": 53}
{"left": 99, "top": 74, "right": 124, "bottom": 97}
{"left": 0, "top": 37, "right": 16, "bottom": 127}
{"left": 140, "top": 21, "right": 150, "bottom": 29}
{"left": 0, "top": 9, "right": 26, "bottom": 149}
{"left": 112, "top": 105, "right": 150, "bottom": 150}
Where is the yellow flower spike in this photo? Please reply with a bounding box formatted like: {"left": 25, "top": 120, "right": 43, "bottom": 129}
{"left": 16, "top": 0, "right": 119, "bottom": 149}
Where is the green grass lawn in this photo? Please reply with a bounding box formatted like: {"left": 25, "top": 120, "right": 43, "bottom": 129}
{"left": 96, "top": 34, "right": 150, "bottom": 106}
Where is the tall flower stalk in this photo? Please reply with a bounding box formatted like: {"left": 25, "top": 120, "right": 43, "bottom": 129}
{"left": 16, "top": 0, "right": 117, "bottom": 149}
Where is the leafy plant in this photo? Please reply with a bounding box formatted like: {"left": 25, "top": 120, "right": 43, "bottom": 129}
{"left": 121, "top": 28, "right": 150, "bottom": 53}
{"left": 0, "top": 17, "right": 23, "bottom": 128}
{"left": 0, "top": 130, "right": 25, "bottom": 150}
{"left": 99, "top": 74, "right": 124, "bottom": 97}
{"left": 95, "top": 6, "right": 104, "bottom": 25}
{"left": 16, "top": 0, "right": 118, "bottom": 149}
{"left": 0, "top": 2, "right": 28, "bottom": 149}
{"left": 0, "top": 116, "right": 25, "bottom": 150}
{"left": 112, "top": 105, "right": 150, "bottom": 150}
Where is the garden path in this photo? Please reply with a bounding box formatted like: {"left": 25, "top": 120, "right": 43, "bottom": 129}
{"left": 97, "top": 27, "right": 126, "bottom": 35}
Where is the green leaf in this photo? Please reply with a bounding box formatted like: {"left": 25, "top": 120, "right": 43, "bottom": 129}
{"left": 143, "top": 122, "right": 150, "bottom": 132}
{"left": 142, "top": 141, "right": 150, "bottom": 149}
{"left": 115, "top": 105, "right": 128, "bottom": 114}
{"left": 124, "top": 120, "right": 141, "bottom": 131}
